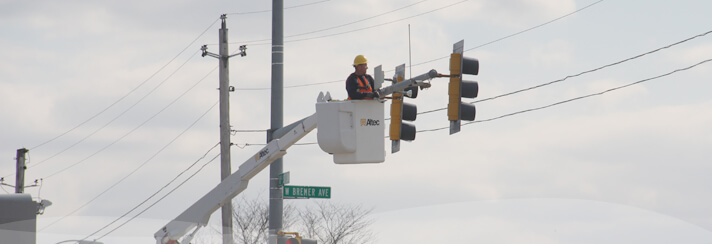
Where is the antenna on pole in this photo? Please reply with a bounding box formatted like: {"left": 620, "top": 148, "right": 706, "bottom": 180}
{"left": 408, "top": 24, "right": 412, "bottom": 79}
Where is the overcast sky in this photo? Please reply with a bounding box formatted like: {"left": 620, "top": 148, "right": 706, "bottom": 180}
{"left": 2, "top": 0, "right": 712, "bottom": 243}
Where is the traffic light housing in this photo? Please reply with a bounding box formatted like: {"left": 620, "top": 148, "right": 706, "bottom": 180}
{"left": 390, "top": 64, "right": 417, "bottom": 153}
{"left": 448, "top": 40, "right": 479, "bottom": 134}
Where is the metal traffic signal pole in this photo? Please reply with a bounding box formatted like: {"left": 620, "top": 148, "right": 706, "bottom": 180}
{"left": 268, "top": 0, "right": 285, "bottom": 243}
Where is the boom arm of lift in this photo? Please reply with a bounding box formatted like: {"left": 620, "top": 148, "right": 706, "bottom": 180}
{"left": 375, "top": 69, "right": 438, "bottom": 98}
{"left": 154, "top": 114, "right": 317, "bottom": 244}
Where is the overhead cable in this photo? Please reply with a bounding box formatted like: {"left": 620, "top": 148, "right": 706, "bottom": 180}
{"left": 235, "top": 0, "right": 468, "bottom": 47}
{"left": 418, "top": 28, "right": 712, "bottom": 115}
{"left": 39, "top": 101, "right": 220, "bottom": 231}
{"left": 410, "top": 0, "right": 605, "bottom": 69}
{"left": 31, "top": 50, "right": 203, "bottom": 170}
{"left": 41, "top": 62, "right": 218, "bottom": 180}
{"left": 80, "top": 142, "right": 220, "bottom": 241}
{"left": 418, "top": 58, "right": 712, "bottom": 133}
{"left": 226, "top": 0, "right": 333, "bottom": 15}
{"left": 224, "top": 0, "right": 428, "bottom": 45}
{"left": 93, "top": 152, "right": 221, "bottom": 241}
{"left": 234, "top": 0, "right": 603, "bottom": 91}
{"left": 29, "top": 18, "right": 220, "bottom": 151}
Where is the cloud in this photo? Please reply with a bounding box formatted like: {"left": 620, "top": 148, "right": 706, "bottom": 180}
{"left": 671, "top": 42, "right": 712, "bottom": 69}
{"left": 477, "top": 0, "right": 577, "bottom": 28}
{"left": 529, "top": 39, "right": 576, "bottom": 69}
{"left": 372, "top": 198, "right": 712, "bottom": 243}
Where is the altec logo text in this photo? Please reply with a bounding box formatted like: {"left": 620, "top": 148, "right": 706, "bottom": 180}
{"left": 255, "top": 148, "right": 269, "bottom": 161}
{"left": 360, "top": 119, "right": 380, "bottom": 126}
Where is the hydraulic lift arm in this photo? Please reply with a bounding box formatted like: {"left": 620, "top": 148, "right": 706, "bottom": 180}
{"left": 375, "top": 69, "right": 438, "bottom": 98}
{"left": 154, "top": 114, "right": 317, "bottom": 244}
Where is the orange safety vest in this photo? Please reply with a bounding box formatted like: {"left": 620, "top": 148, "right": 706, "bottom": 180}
{"left": 356, "top": 76, "right": 373, "bottom": 93}
{"left": 348, "top": 75, "right": 374, "bottom": 100}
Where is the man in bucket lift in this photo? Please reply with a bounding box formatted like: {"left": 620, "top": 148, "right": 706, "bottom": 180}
{"left": 346, "top": 55, "right": 379, "bottom": 100}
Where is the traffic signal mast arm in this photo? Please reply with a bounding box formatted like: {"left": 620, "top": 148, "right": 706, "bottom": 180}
{"left": 154, "top": 114, "right": 318, "bottom": 244}
{"left": 375, "top": 69, "right": 438, "bottom": 99}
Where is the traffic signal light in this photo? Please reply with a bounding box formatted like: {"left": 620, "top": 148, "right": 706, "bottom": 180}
{"left": 448, "top": 40, "right": 479, "bottom": 134}
{"left": 390, "top": 64, "right": 417, "bottom": 153}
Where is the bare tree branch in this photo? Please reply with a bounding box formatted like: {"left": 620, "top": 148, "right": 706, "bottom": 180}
{"left": 297, "top": 201, "right": 374, "bottom": 244}
{"left": 197, "top": 196, "right": 374, "bottom": 244}
{"left": 231, "top": 195, "right": 296, "bottom": 244}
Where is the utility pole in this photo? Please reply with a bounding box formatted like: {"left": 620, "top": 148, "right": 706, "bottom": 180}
{"left": 268, "top": 0, "right": 285, "bottom": 243}
{"left": 15, "top": 148, "right": 28, "bottom": 193}
{"left": 201, "top": 14, "right": 246, "bottom": 244}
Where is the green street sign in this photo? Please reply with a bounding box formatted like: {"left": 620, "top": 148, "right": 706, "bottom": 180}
{"left": 283, "top": 185, "right": 331, "bottom": 199}
{"left": 278, "top": 172, "right": 290, "bottom": 187}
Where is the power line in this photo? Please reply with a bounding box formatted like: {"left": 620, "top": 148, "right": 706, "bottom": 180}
{"left": 29, "top": 18, "right": 220, "bottom": 151}
{"left": 223, "top": 0, "right": 428, "bottom": 46}
{"left": 286, "top": 0, "right": 427, "bottom": 39}
{"left": 233, "top": 0, "right": 603, "bottom": 91}
{"left": 232, "top": 129, "right": 268, "bottom": 133}
{"left": 417, "top": 28, "right": 712, "bottom": 115}
{"left": 236, "top": 79, "right": 342, "bottom": 91}
{"left": 2, "top": 19, "right": 221, "bottom": 179}
{"left": 285, "top": 0, "right": 468, "bottom": 44}
{"left": 233, "top": 0, "right": 468, "bottom": 47}
{"left": 417, "top": 58, "right": 712, "bottom": 133}
{"left": 39, "top": 100, "right": 220, "bottom": 231}
{"left": 476, "top": 32, "right": 712, "bottom": 104}
{"left": 35, "top": 43, "right": 244, "bottom": 213}
{"left": 41, "top": 62, "right": 218, "bottom": 180}
{"left": 409, "top": 0, "right": 605, "bottom": 69}
{"left": 226, "top": 0, "right": 333, "bottom": 15}
{"left": 80, "top": 142, "right": 220, "bottom": 241}
{"left": 95, "top": 152, "right": 221, "bottom": 241}
{"left": 30, "top": 50, "right": 203, "bottom": 170}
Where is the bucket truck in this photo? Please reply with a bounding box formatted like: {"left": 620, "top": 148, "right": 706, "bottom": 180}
{"left": 154, "top": 68, "right": 438, "bottom": 244}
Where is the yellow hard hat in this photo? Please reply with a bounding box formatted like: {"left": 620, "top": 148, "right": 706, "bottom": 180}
{"left": 353, "top": 55, "right": 368, "bottom": 66}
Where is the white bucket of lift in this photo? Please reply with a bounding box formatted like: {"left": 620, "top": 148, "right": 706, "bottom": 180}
{"left": 316, "top": 99, "right": 385, "bottom": 164}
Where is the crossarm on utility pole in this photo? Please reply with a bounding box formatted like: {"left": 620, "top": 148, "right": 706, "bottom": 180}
{"left": 154, "top": 114, "right": 318, "bottom": 244}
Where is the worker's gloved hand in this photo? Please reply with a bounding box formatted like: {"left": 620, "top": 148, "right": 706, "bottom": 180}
{"left": 370, "top": 91, "right": 380, "bottom": 99}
